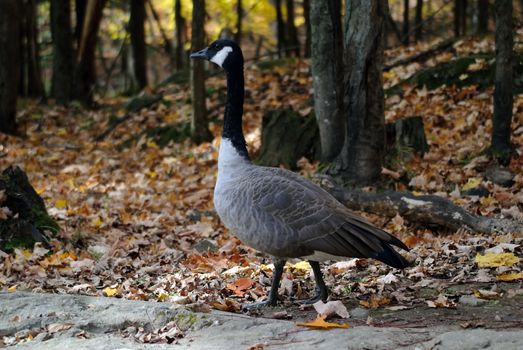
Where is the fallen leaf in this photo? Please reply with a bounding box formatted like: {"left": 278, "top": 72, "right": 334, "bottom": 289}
{"left": 474, "top": 289, "right": 501, "bottom": 300}
{"left": 227, "top": 277, "right": 254, "bottom": 297}
{"left": 55, "top": 199, "right": 67, "bottom": 209}
{"left": 47, "top": 323, "right": 74, "bottom": 333}
{"left": 8, "top": 285, "right": 17, "bottom": 292}
{"left": 313, "top": 300, "right": 350, "bottom": 319}
{"left": 297, "top": 314, "right": 350, "bottom": 329}
{"left": 462, "top": 178, "right": 481, "bottom": 191}
{"left": 475, "top": 252, "right": 520, "bottom": 268}
{"left": 427, "top": 294, "right": 456, "bottom": 308}
{"left": 359, "top": 295, "right": 391, "bottom": 309}
{"left": 496, "top": 272, "right": 523, "bottom": 282}
{"left": 288, "top": 261, "right": 311, "bottom": 271}
{"left": 103, "top": 287, "right": 119, "bottom": 297}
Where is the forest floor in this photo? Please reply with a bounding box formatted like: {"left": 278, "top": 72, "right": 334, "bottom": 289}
{"left": 1, "top": 37, "right": 523, "bottom": 348}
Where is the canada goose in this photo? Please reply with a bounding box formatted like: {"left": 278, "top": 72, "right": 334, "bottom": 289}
{"left": 190, "top": 39, "right": 411, "bottom": 307}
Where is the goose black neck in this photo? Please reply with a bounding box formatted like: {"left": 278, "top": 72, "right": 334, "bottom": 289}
{"left": 223, "top": 66, "right": 249, "bottom": 160}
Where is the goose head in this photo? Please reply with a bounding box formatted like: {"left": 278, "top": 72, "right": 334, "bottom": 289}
{"left": 190, "top": 39, "right": 243, "bottom": 71}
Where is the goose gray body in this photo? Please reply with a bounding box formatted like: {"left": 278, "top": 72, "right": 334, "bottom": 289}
{"left": 215, "top": 139, "right": 408, "bottom": 264}
{"left": 190, "top": 39, "right": 410, "bottom": 307}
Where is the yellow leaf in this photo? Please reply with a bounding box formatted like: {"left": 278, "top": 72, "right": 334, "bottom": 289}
{"left": 147, "top": 171, "right": 157, "bottom": 179}
{"left": 103, "top": 287, "right": 119, "bottom": 297}
{"left": 459, "top": 74, "right": 469, "bottom": 80}
{"left": 474, "top": 289, "right": 500, "bottom": 300}
{"left": 146, "top": 140, "right": 159, "bottom": 149}
{"left": 157, "top": 291, "right": 169, "bottom": 302}
{"left": 289, "top": 261, "right": 311, "bottom": 271}
{"left": 496, "top": 272, "right": 523, "bottom": 281}
{"left": 462, "top": 178, "right": 481, "bottom": 191}
{"left": 8, "top": 285, "right": 17, "bottom": 292}
{"left": 55, "top": 199, "right": 67, "bottom": 209}
{"left": 475, "top": 252, "right": 520, "bottom": 268}
{"left": 92, "top": 217, "right": 103, "bottom": 228}
{"left": 297, "top": 314, "right": 350, "bottom": 329}
{"left": 359, "top": 295, "right": 391, "bottom": 309}
{"left": 57, "top": 128, "right": 67, "bottom": 136}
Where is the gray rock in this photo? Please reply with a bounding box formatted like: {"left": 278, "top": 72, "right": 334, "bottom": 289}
{"left": 485, "top": 165, "right": 515, "bottom": 187}
{"left": 459, "top": 295, "right": 487, "bottom": 306}
{"left": 2, "top": 292, "right": 523, "bottom": 350}
{"left": 350, "top": 307, "right": 370, "bottom": 319}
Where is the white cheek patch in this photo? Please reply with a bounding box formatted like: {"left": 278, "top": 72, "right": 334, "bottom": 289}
{"left": 210, "top": 46, "right": 233, "bottom": 67}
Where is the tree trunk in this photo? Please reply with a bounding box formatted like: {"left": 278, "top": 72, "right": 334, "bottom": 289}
{"left": 402, "top": 0, "right": 409, "bottom": 45}
{"left": 74, "top": 0, "right": 107, "bottom": 103}
{"left": 190, "top": 0, "right": 212, "bottom": 144}
{"left": 275, "top": 0, "right": 286, "bottom": 57}
{"left": 174, "top": 0, "right": 185, "bottom": 70}
{"left": 20, "top": 0, "right": 44, "bottom": 97}
{"left": 285, "top": 0, "right": 300, "bottom": 56}
{"left": 454, "top": 0, "right": 461, "bottom": 36}
{"left": 130, "top": 0, "right": 148, "bottom": 90}
{"left": 311, "top": 0, "right": 344, "bottom": 161}
{"left": 0, "top": 0, "right": 20, "bottom": 135}
{"left": 303, "top": 0, "right": 311, "bottom": 57}
{"left": 490, "top": 0, "right": 513, "bottom": 163}
{"left": 75, "top": 0, "right": 87, "bottom": 46}
{"left": 460, "top": 0, "right": 468, "bottom": 35}
{"left": 51, "top": 0, "right": 74, "bottom": 104}
{"left": 477, "top": 0, "right": 488, "bottom": 35}
{"left": 414, "top": 0, "right": 422, "bottom": 42}
{"left": 235, "top": 0, "right": 242, "bottom": 44}
{"left": 336, "top": 0, "right": 386, "bottom": 186}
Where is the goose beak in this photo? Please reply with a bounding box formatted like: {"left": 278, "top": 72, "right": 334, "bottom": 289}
{"left": 190, "top": 47, "right": 210, "bottom": 60}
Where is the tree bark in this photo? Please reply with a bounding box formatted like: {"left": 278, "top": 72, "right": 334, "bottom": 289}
{"left": 74, "top": 0, "right": 107, "bottom": 103}
{"left": 414, "top": 0, "right": 422, "bottom": 42}
{"left": 235, "top": 0, "right": 242, "bottom": 44}
{"left": 130, "top": 0, "right": 148, "bottom": 90}
{"left": 75, "top": 0, "right": 87, "bottom": 46}
{"left": 174, "top": 0, "right": 185, "bottom": 70}
{"left": 285, "top": 0, "right": 300, "bottom": 56}
{"left": 20, "top": 0, "right": 44, "bottom": 97}
{"left": 0, "top": 0, "right": 20, "bottom": 135}
{"left": 303, "top": 0, "right": 311, "bottom": 57}
{"left": 51, "top": 0, "right": 74, "bottom": 104}
{"left": 311, "top": 0, "right": 344, "bottom": 161}
{"left": 190, "top": 0, "right": 212, "bottom": 144}
{"left": 275, "top": 0, "right": 286, "bottom": 57}
{"left": 336, "top": 0, "right": 386, "bottom": 186}
{"left": 477, "top": 0, "right": 488, "bottom": 35}
{"left": 402, "top": 0, "right": 409, "bottom": 45}
{"left": 490, "top": 0, "right": 513, "bottom": 163}
{"left": 454, "top": 0, "right": 462, "bottom": 36}
{"left": 461, "top": 0, "right": 468, "bottom": 35}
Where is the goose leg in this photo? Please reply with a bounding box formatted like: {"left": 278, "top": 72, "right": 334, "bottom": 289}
{"left": 297, "top": 261, "right": 329, "bottom": 304}
{"left": 243, "top": 258, "right": 286, "bottom": 309}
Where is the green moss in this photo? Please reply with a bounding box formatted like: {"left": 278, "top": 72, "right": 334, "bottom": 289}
{"left": 173, "top": 313, "right": 199, "bottom": 330}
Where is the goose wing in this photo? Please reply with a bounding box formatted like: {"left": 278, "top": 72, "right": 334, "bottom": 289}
{"left": 244, "top": 167, "right": 409, "bottom": 268}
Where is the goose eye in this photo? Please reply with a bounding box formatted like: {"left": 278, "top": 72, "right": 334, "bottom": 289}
{"left": 215, "top": 44, "right": 222, "bottom": 50}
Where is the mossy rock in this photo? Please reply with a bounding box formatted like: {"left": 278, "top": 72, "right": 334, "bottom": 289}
{"left": 0, "top": 166, "right": 59, "bottom": 252}
{"left": 255, "top": 57, "right": 296, "bottom": 71}
{"left": 386, "top": 53, "right": 523, "bottom": 96}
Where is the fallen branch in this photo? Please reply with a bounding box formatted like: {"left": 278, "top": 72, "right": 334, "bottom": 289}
{"left": 317, "top": 176, "right": 523, "bottom": 235}
{"left": 384, "top": 38, "right": 457, "bottom": 71}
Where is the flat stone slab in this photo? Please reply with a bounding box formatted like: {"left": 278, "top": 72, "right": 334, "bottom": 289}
{"left": 1, "top": 292, "right": 522, "bottom": 349}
